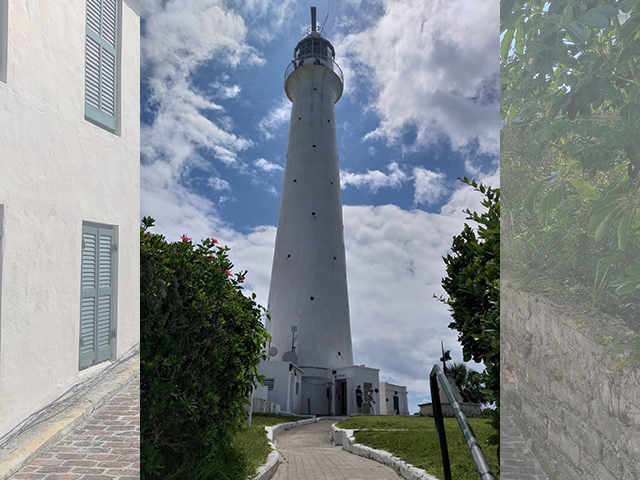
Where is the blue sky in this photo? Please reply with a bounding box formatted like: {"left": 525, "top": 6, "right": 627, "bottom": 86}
{"left": 140, "top": 0, "right": 499, "bottom": 413}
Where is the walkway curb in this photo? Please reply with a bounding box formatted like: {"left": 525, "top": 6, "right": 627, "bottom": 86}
{"left": 250, "top": 417, "right": 320, "bottom": 480}
{"left": 331, "top": 424, "right": 440, "bottom": 480}
{"left": 0, "top": 350, "right": 140, "bottom": 480}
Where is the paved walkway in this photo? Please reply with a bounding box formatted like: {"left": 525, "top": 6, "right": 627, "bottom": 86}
{"left": 10, "top": 378, "right": 140, "bottom": 480}
{"left": 272, "top": 420, "right": 402, "bottom": 480}
{"left": 501, "top": 413, "right": 549, "bottom": 480}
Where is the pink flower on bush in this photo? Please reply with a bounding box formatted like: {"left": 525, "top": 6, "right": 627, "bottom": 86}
{"left": 211, "top": 238, "right": 219, "bottom": 244}
{"left": 225, "top": 270, "right": 232, "bottom": 276}
{"left": 180, "top": 235, "right": 191, "bottom": 242}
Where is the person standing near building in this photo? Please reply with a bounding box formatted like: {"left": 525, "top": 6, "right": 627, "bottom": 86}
{"left": 355, "top": 385, "right": 364, "bottom": 413}
{"left": 367, "top": 388, "right": 376, "bottom": 415}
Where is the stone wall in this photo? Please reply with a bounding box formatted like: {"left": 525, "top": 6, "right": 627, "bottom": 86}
{"left": 502, "top": 279, "right": 640, "bottom": 479}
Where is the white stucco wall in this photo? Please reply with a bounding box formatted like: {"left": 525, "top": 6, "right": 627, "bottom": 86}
{"left": 0, "top": 0, "right": 139, "bottom": 439}
{"left": 379, "top": 381, "right": 409, "bottom": 416}
{"left": 259, "top": 360, "right": 303, "bottom": 415}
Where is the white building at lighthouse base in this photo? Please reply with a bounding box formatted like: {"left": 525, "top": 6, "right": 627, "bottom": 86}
{"left": 253, "top": 359, "right": 410, "bottom": 417}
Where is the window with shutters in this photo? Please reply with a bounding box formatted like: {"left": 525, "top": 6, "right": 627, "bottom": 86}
{"left": 80, "top": 223, "right": 116, "bottom": 369}
{"left": 84, "top": 0, "right": 119, "bottom": 132}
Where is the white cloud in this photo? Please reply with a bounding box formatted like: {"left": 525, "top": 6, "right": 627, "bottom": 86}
{"left": 254, "top": 158, "right": 284, "bottom": 173}
{"left": 208, "top": 176, "right": 231, "bottom": 191}
{"left": 340, "top": 162, "right": 409, "bottom": 192}
{"left": 210, "top": 81, "right": 242, "bottom": 99}
{"left": 413, "top": 167, "right": 447, "bottom": 206}
{"left": 257, "top": 98, "right": 292, "bottom": 139}
{"left": 367, "top": 146, "right": 377, "bottom": 156}
{"left": 334, "top": 0, "right": 499, "bottom": 156}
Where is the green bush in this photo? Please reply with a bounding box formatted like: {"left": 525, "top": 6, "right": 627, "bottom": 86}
{"left": 438, "top": 178, "right": 500, "bottom": 449}
{"left": 140, "top": 217, "right": 269, "bottom": 479}
{"left": 501, "top": 0, "right": 640, "bottom": 334}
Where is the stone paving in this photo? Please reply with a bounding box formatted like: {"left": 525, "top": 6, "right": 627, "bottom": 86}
{"left": 501, "top": 412, "right": 549, "bottom": 480}
{"left": 10, "top": 378, "right": 140, "bottom": 480}
{"left": 272, "top": 420, "right": 402, "bottom": 480}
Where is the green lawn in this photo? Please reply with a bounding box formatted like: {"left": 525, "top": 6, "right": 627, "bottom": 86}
{"left": 236, "top": 413, "right": 300, "bottom": 475}
{"left": 336, "top": 416, "right": 499, "bottom": 480}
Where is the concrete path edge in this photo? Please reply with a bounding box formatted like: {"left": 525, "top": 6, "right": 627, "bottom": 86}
{"left": 0, "top": 350, "right": 140, "bottom": 480}
{"left": 331, "top": 424, "right": 440, "bottom": 480}
{"left": 250, "top": 417, "right": 320, "bottom": 480}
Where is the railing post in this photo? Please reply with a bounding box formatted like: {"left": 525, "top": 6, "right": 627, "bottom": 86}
{"left": 430, "top": 367, "right": 453, "bottom": 480}
{"left": 430, "top": 364, "right": 495, "bottom": 480}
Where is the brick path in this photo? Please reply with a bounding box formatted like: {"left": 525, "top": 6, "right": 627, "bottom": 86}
{"left": 272, "top": 420, "right": 402, "bottom": 480}
{"left": 501, "top": 412, "right": 549, "bottom": 480}
{"left": 10, "top": 378, "right": 140, "bottom": 480}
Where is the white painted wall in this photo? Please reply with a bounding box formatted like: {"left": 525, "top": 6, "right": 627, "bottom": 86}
{"left": 379, "top": 381, "right": 409, "bottom": 416}
{"left": 0, "top": 0, "right": 139, "bottom": 439}
{"left": 259, "top": 360, "right": 303, "bottom": 415}
{"left": 334, "top": 365, "right": 380, "bottom": 415}
{"left": 267, "top": 47, "right": 353, "bottom": 371}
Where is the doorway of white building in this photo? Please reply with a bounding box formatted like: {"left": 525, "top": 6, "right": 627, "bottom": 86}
{"left": 335, "top": 379, "right": 347, "bottom": 415}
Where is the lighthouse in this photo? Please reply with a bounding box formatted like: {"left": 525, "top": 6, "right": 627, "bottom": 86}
{"left": 258, "top": 8, "right": 384, "bottom": 416}
{"left": 268, "top": 7, "right": 352, "bottom": 371}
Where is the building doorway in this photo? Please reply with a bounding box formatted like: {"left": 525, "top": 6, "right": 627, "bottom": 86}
{"left": 335, "top": 379, "right": 347, "bottom": 415}
{"left": 393, "top": 395, "right": 400, "bottom": 415}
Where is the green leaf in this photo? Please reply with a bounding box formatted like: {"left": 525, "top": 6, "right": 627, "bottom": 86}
{"left": 615, "top": 280, "right": 640, "bottom": 295}
{"left": 576, "top": 11, "right": 610, "bottom": 28}
{"left": 617, "top": 208, "right": 634, "bottom": 250}
{"left": 537, "top": 187, "right": 562, "bottom": 226}
{"left": 590, "top": 5, "right": 620, "bottom": 18}
{"left": 595, "top": 204, "right": 625, "bottom": 241}
{"left": 515, "top": 17, "right": 525, "bottom": 55}
{"left": 628, "top": 264, "right": 640, "bottom": 276}
{"left": 524, "top": 180, "right": 547, "bottom": 216}
{"left": 566, "top": 21, "right": 590, "bottom": 43}
{"left": 587, "top": 201, "right": 619, "bottom": 233}
{"left": 620, "top": 102, "right": 640, "bottom": 123}
{"left": 501, "top": 28, "right": 515, "bottom": 62}
{"left": 561, "top": 5, "right": 574, "bottom": 26}
{"left": 624, "top": 146, "right": 640, "bottom": 169}
{"left": 569, "top": 178, "right": 598, "bottom": 199}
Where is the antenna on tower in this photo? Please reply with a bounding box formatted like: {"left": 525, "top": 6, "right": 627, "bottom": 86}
{"left": 311, "top": 6, "right": 317, "bottom": 32}
{"left": 320, "top": 14, "right": 329, "bottom": 33}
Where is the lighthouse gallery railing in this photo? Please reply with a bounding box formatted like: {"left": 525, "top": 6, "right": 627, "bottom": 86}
{"left": 430, "top": 364, "right": 495, "bottom": 480}
{"left": 284, "top": 54, "right": 344, "bottom": 85}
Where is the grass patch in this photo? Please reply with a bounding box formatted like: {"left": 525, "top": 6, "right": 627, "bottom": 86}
{"left": 336, "top": 416, "right": 499, "bottom": 480}
{"left": 236, "top": 413, "right": 301, "bottom": 475}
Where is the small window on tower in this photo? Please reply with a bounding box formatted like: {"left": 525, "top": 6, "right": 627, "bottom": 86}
{"left": 310, "top": 296, "right": 314, "bottom": 300}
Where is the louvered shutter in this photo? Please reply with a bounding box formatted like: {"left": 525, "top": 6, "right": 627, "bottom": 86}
{"left": 84, "top": 0, "right": 118, "bottom": 132}
{"left": 80, "top": 224, "right": 115, "bottom": 369}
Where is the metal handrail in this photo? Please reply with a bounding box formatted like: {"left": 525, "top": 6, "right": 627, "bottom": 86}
{"left": 284, "top": 54, "right": 344, "bottom": 85}
{"left": 430, "top": 364, "right": 495, "bottom": 480}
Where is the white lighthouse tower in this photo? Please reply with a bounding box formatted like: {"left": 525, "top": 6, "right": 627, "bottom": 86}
{"left": 268, "top": 7, "right": 352, "bottom": 371}
{"left": 258, "top": 8, "right": 382, "bottom": 416}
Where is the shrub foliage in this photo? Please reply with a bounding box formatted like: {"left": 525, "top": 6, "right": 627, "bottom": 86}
{"left": 501, "top": 0, "right": 640, "bottom": 336}
{"left": 438, "top": 178, "right": 500, "bottom": 447}
{"left": 140, "top": 217, "right": 269, "bottom": 479}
